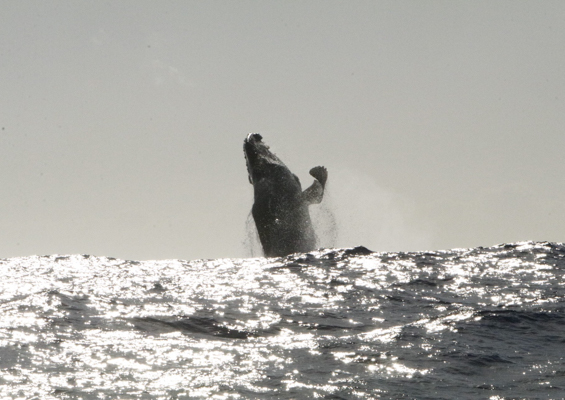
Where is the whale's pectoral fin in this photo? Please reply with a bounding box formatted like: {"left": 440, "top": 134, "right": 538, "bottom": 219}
{"left": 309, "top": 166, "right": 327, "bottom": 188}
{"left": 303, "top": 166, "right": 328, "bottom": 204}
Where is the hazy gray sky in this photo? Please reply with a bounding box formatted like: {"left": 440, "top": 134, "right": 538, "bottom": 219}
{"left": 1, "top": 1, "right": 564, "bottom": 260}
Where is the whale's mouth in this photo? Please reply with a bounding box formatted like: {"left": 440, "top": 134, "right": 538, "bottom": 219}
{"left": 244, "top": 133, "right": 283, "bottom": 184}
{"left": 244, "top": 133, "right": 264, "bottom": 184}
{"left": 246, "top": 132, "right": 263, "bottom": 142}
{"left": 244, "top": 133, "right": 269, "bottom": 159}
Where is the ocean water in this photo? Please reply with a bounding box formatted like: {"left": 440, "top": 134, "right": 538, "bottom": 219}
{"left": 1, "top": 241, "right": 564, "bottom": 399}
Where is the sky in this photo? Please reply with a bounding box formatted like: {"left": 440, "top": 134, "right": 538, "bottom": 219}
{"left": 1, "top": 1, "right": 564, "bottom": 260}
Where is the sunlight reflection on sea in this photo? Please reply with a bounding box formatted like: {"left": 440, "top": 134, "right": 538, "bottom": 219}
{"left": 1, "top": 242, "right": 564, "bottom": 398}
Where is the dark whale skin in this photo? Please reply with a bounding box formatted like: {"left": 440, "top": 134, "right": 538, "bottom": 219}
{"left": 244, "top": 133, "right": 327, "bottom": 257}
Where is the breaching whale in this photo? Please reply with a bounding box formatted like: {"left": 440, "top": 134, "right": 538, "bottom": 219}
{"left": 244, "top": 133, "right": 328, "bottom": 257}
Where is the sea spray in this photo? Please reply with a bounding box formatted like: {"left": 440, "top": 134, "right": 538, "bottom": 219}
{"left": 243, "top": 211, "right": 262, "bottom": 257}
{"left": 328, "top": 168, "right": 435, "bottom": 252}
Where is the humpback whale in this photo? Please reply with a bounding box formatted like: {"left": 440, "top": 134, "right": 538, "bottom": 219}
{"left": 244, "top": 133, "right": 328, "bottom": 257}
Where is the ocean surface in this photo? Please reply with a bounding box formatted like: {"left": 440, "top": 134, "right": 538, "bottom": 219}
{"left": 1, "top": 241, "right": 564, "bottom": 399}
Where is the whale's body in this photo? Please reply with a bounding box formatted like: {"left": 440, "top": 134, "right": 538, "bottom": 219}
{"left": 244, "top": 133, "right": 327, "bottom": 257}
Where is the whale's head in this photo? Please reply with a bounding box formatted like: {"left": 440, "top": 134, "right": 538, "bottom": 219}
{"left": 244, "top": 133, "right": 287, "bottom": 184}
